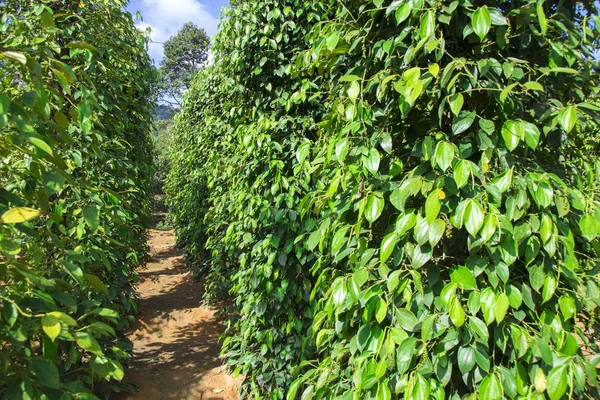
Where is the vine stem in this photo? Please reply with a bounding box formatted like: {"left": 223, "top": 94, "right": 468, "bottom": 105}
{"left": 0, "top": 295, "right": 44, "bottom": 318}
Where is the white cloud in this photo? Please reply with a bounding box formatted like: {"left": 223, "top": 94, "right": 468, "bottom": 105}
{"left": 132, "top": 0, "right": 219, "bottom": 64}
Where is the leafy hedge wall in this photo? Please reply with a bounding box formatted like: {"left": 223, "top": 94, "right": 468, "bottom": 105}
{"left": 169, "top": 0, "right": 600, "bottom": 399}
{"left": 0, "top": 1, "right": 154, "bottom": 398}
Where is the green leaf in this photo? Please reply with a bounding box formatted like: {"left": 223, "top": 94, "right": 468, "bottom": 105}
{"left": 326, "top": 32, "right": 339, "bottom": 51}
{"left": 472, "top": 6, "right": 491, "bottom": 40}
{"left": 41, "top": 315, "right": 61, "bottom": 342}
{"left": 287, "top": 380, "right": 302, "bottom": 400}
{"left": 580, "top": 214, "right": 598, "bottom": 241}
{"left": 365, "top": 193, "right": 384, "bottom": 223}
{"left": 542, "top": 275, "right": 557, "bottom": 303}
{"left": 480, "top": 373, "right": 503, "bottom": 400}
{"left": 1, "top": 207, "right": 41, "bottom": 224}
{"left": 410, "top": 243, "right": 431, "bottom": 269}
{"left": 301, "top": 385, "right": 314, "bottom": 400}
{"left": 480, "top": 214, "right": 497, "bottom": 243}
{"left": 31, "top": 358, "right": 59, "bottom": 389}
{"left": 348, "top": 277, "right": 360, "bottom": 301}
{"left": 41, "top": 11, "right": 55, "bottom": 28}
{"left": 449, "top": 93, "right": 464, "bottom": 116}
{"left": 412, "top": 373, "right": 430, "bottom": 400}
{"left": 495, "top": 293, "right": 509, "bottom": 323}
{"left": 331, "top": 226, "right": 350, "bottom": 255}
{"left": 394, "top": 3, "right": 412, "bottom": 24}
{"left": 452, "top": 111, "right": 476, "bottom": 135}
{"left": 458, "top": 346, "right": 476, "bottom": 374}
{"left": 449, "top": 296, "right": 465, "bottom": 327}
{"left": 558, "top": 106, "right": 577, "bottom": 133}
{"left": 521, "top": 121, "right": 541, "bottom": 149}
{"left": 546, "top": 365, "right": 568, "bottom": 400}
{"left": 396, "top": 210, "right": 417, "bottom": 236}
{"left": 82, "top": 206, "right": 100, "bottom": 232}
{"left": 540, "top": 214, "right": 553, "bottom": 244}
{"left": 537, "top": 3, "right": 547, "bottom": 34}
{"left": 296, "top": 142, "right": 310, "bottom": 164}
{"left": 66, "top": 41, "right": 99, "bottom": 52}
{"left": 501, "top": 120, "right": 522, "bottom": 151}
{"left": 347, "top": 81, "right": 360, "bottom": 102}
{"left": 365, "top": 148, "right": 381, "bottom": 175}
{"left": 332, "top": 279, "right": 348, "bottom": 306}
{"left": 425, "top": 190, "right": 441, "bottom": 224}
{"left": 559, "top": 295, "right": 576, "bottom": 320}
{"left": 380, "top": 232, "right": 397, "bottom": 263}
{"left": 377, "top": 380, "right": 391, "bottom": 400}
{"left": 464, "top": 199, "right": 485, "bottom": 236}
{"left": 335, "top": 138, "right": 349, "bottom": 162}
{"left": 434, "top": 141, "right": 454, "bottom": 172}
{"left": 92, "top": 307, "right": 119, "bottom": 321}
{"left": 454, "top": 160, "right": 471, "bottom": 189}
{"left": 468, "top": 316, "right": 489, "bottom": 342}
{"left": 493, "top": 168, "right": 513, "bottom": 193}
{"left": 307, "top": 230, "right": 321, "bottom": 251}
{"left": 375, "top": 297, "right": 388, "bottom": 323}
{"left": 428, "top": 219, "right": 445, "bottom": 247}
{"left": 450, "top": 266, "right": 477, "bottom": 290}
{"left": 42, "top": 171, "right": 66, "bottom": 197}
{"left": 396, "top": 308, "right": 418, "bottom": 331}
{"left": 397, "top": 336, "right": 417, "bottom": 364}
{"left": 524, "top": 81, "right": 544, "bottom": 91}
{"left": 480, "top": 288, "right": 496, "bottom": 325}
{"left": 419, "top": 10, "right": 435, "bottom": 39}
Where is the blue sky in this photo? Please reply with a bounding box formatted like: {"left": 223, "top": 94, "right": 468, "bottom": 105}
{"left": 126, "top": 0, "right": 230, "bottom": 64}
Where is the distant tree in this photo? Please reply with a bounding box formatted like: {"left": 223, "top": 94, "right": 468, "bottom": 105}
{"left": 158, "top": 22, "right": 210, "bottom": 106}
{"left": 154, "top": 104, "right": 174, "bottom": 120}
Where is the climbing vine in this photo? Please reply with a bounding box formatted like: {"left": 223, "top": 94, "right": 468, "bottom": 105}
{"left": 0, "top": 1, "right": 155, "bottom": 397}
{"left": 169, "top": 0, "right": 600, "bottom": 399}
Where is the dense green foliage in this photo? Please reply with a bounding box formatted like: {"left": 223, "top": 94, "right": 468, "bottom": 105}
{"left": 169, "top": 0, "right": 600, "bottom": 399}
{"left": 158, "top": 22, "right": 210, "bottom": 106}
{"left": 0, "top": 1, "right": 155, "bottom": 398}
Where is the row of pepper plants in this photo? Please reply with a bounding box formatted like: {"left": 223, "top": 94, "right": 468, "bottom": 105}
{"left": 0, "top": 1, "right": 155, "bottom": 398}
{"left": 168, "top": 0, "right": 600, "bottom": 399}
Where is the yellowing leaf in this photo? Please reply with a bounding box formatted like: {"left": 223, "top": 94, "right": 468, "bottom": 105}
{"left": 1, "top": 207, "right": 41, "bottom": 224}
{"left": 1, "top": 51, "right": 27, "bottom": 64}
{"left": 41, "top": 315, "right": 61, "bottom": 341}
{"left": 84, "top": 273, "right": 108, "bottom": 295}
{"left": 47, "top": 311, "right": 77, "bottom": 326}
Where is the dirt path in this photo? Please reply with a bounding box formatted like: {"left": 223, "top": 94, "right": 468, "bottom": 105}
{"left": 120, "top": 228, "right": 241, "bottom": 400}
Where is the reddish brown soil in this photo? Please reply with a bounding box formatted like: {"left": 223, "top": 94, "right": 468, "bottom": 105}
{"left": 120, "top": 228, "right": 242, "bottom": 400}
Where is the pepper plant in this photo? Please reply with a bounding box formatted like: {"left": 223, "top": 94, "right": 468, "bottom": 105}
{"left": 168, "top": 0, "right": 600, "bottom": 399}
{"left": 0, "top": 1, "right": 155, "bottom": 398}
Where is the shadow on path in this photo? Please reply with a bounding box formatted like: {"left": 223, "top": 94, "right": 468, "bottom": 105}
{"left": 117, "top": 228, "right": 242, "bottom": 400}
